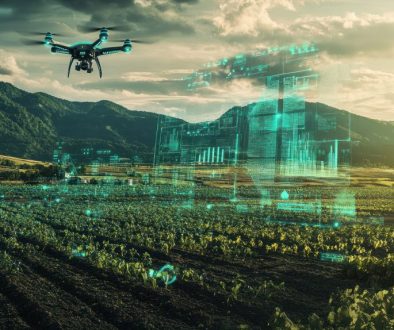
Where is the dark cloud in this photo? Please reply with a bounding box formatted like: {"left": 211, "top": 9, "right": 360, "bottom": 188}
{"left": 57, "top": 0, "right": 132, "bottom": 12}
{"left": 82, "top": 2, "right": 196, "bottom": 37}
{"left": 0, "top": 0, "right": 72, "bottom": 35}
{"left": 0, "top": 0, "right": 197, "bottom": 38}
{"left": 172, "top": 0, "right": 199, "bottom": 4}
{"left": 56, "top": 0, "right": 200, "bottom": 12}
{"left": 0, "top": 67, "right": 13, "bottom": 75}
{"left": 0, "top": 0, "right": 47, "bottom": 14}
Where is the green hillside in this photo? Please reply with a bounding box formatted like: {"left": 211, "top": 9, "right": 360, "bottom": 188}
{"left": 0, "top": 82, "right": 171, "bottom": 162}
{"left": 306, "top": 102, "right": 394, "bottom": 166}
{"left": 0, "top": 82, "right": 392, "bottom": 166}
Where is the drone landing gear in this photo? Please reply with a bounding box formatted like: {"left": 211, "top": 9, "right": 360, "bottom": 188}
{"left": 94, "top": 57, "right": 103, "bottom": 78}
{"left": 75, "top": 64, "right": 81, "bottom": 71}
{"left": 67, "top": 57, "right": 75, "bottom": 78}
{"left": 87, "top": 68, "right": 93, "bottom": 73}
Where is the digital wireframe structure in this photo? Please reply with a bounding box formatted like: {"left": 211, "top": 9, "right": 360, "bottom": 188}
{"left": 154, "top": 43, "right": 356, "bottom": 226}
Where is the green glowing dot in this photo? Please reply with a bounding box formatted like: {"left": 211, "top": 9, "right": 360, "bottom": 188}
{"left": 280, "top": 190, "right": 289, "bottom": 200}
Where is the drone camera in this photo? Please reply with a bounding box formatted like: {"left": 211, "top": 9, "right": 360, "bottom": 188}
{"left": 81, "top": 61, "right": 89, "bottom": 71}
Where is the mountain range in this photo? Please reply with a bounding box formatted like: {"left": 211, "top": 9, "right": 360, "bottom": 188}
{"left": 0, "top": 82, "right": 393, "bottom": 166}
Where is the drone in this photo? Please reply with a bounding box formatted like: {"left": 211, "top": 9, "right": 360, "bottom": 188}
{"left": 25, "top": 26, "right": 147, "bottom": 78}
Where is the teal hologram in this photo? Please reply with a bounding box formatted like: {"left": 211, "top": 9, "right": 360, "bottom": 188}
{"left": 154, "top": 42, "right": 353, "bottom": 225}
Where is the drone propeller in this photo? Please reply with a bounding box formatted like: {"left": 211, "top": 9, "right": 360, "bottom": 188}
{"left": 27, "top": 32, "right": 68, "bottom": 37}
{"left": 79, "top": 25, "right": 129, "bottom": 33}
{"left": 21, "top": 38, "right": 69, "bottom": 47}
{"left": 112, "top": 39, "right": 152, "bottom": 44}
{"left": 21, "top": 39, "right": 48, "bottom": 46}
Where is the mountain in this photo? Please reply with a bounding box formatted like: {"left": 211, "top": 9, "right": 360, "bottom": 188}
{"left": 0, "top": 82, "right": 393, "bottom": 166}
{"left": 0, "top": 82, "right": 183, "bottom": 163}
{"left": 309, "top": 103, "right": 394, "bottom": 166}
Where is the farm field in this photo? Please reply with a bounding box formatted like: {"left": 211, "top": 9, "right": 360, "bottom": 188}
{"left": 0, "top": 183, "right": 393, "bottom": 329}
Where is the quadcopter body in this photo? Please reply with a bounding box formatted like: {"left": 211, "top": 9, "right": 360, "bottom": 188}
{"left": 37, "top": 28, "right": 135, "bottom": 78}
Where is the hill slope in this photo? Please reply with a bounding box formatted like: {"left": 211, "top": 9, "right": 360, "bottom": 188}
{"left": 0, "top": 82, "right": 180, "bottom": 162}
{"left": 0, "top": 82, "right": 392, "bottom": 166}
{"left": 0, "top": 154, "right": 50, "bottom": 166}
{"left": 310, "top": 103, "right": 394, "bottom": 166}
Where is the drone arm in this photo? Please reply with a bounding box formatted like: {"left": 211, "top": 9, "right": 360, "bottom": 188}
{"left": 94, "top": 57, "right": 103, "bottom": 78}
{"left": 96, "top": 47, "right": 124, "bottom": 56}
{"left": 51, "top": 43, "right": 71, "bottom": 55}
{"left": 67, "top": 57, "right": 74, "bottom": 78}
{"left": 91, "top": 39, "right": 103, "bottom": 49}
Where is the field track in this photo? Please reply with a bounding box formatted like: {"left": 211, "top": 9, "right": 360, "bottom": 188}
{"left": 0, "top": 225, "right": 362, "bottom": 329}
{"left": 0, "top": 183, "right": 392, "bottom": 329}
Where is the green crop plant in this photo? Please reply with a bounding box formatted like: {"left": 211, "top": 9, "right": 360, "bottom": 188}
{"left": 270, "top": 285, "right": 394, "bottom": 329}
{"left": 254, "top": 280, "right": 285, "bottom": 299}
{"left": 0, "top": 251, "right": 20, "bottom": 274}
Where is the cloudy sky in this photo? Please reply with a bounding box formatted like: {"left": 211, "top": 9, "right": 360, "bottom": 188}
{"left": 0, "top": 0, "right": 393, "bottom": 122}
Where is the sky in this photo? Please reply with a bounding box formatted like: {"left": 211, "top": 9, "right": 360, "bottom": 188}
{"left": 0, "top": 0, "right": 393, "bottom": 122}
